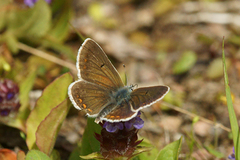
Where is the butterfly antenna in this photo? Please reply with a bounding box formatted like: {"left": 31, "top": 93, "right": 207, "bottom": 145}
{"left": 123, "top": 64, "right": 128, "bottom": 86}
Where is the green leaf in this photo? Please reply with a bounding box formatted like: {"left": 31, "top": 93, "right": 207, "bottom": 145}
{"left": 25, "top": 150, "right": 51, "bottom": 160}
{"left": 80, "top": 118, "right": 101, "bottom": 156}
{"left": 7, "top": 0, "right": 51, "bottom": 38}
{"left": 0, "top": 0, "right": 10, "bottom": 31}
{"left": 19, "top": 68, "right": 37, "bottom": 113}
{"left": 48, "top": 0, "right": 73, "bottom": 42}
{"left": 157, "top": 137, "right": 182, "bottom": 160}
{"left": 222, "top": 38, "right": 240, "bottom": 159}
{"left": 4, "top": 32, "right": 19, "bottom": 53}
{"left": 135, "top": 139, "right": 158, "bottom": 160}
{"left": 49, "top": 149, "right": 61, "bottom": 160}
{"left": 80, "top": 152, "right": 103, "bottom": 160}
{"left": 172, "top": 51, "right": 197, "bottom": 74}
{"left": 26, "top": 73, "right": 73, "bottom": 149}
{"left": 36, "top": 99, "right": 71, "bottom": 156}
{"left": 205, "top": 146, "right": 224, "bottom": 158}
{"left": 207, "top": 57, "right": 231, "bottom": 79}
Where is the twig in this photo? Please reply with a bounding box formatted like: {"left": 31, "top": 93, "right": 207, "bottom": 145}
{"left": 18, "top": 42, "right": 77, "bottom": 72}
{"left": 162, "top": 102, "right": 231, "bottom": 132}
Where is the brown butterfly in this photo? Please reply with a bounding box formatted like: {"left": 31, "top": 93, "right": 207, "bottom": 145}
{"left": 68, "top": 38, "right": 169, "bottom": 123}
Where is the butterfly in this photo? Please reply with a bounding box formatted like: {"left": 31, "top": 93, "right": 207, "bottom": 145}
{"left": 68, "top": 38, "right": 169, "bottom": 123}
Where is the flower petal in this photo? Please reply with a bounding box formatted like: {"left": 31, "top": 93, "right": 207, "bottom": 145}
{"left": 133, "top": 117, "right": 144, "bottom": 129}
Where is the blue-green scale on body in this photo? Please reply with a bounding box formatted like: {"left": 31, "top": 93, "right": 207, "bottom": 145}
{"left": 95, "top": 86, "right": 133, "bottom": 122}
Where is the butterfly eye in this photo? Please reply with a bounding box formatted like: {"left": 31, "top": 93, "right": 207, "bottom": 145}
{"left": 130, "top": 84, "right": 138, "bottom": 91}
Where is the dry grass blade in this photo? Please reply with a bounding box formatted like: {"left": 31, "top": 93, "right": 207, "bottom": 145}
{"left": 162, "top": 102, "right": 231, "bottom": 133}
{"left": 18, "top": 42, "right": 77, "bottom": 72}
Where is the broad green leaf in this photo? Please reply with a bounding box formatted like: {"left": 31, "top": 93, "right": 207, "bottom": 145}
{"left": 157, "top": 137, "right": 182, "bottom": 160}
{"left": 80, "top": 118, "right": 101, "bottom": 156}
{"left": 8, "top": 0, "right": 51, "bottom": 38}
{"left": 172, "top": 51, "right": 197, "bottom": 74}
{"left": 25, "top": 150, "right": 51, "bottom": 160}
{"left": 207, "top": 57, "right": 231, "bottom": 79}
{"left": 222, "top": 39, "right": 240, "bottom": 159}
{"left": 36, "top": 99, "right": 71, "bottom": 156}
{"left": 26, "top": 73, "right": 73, "bottom": 149}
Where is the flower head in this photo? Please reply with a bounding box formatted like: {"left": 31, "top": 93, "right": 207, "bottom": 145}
{"left": 24, "top": 0, "right": 52, "bottom": 7}
{"left": 94, "top": 112, "right": 144, "bottom": 159}
{"left": 0, "top": 79, "right": 20, "bottom": 117}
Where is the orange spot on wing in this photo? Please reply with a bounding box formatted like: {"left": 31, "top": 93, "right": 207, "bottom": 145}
{"left": 78, "top": 99, "right": 82, "bottom": 103}
{"left": 116, "top": 116, "right": 120, "bottom": 119}
{"left": 84, "top": 59, "right": 87, "bottom": 62}
{"left": 110, "top": 116, "right": 115, "bottom": 119}
{"left": 82, "top": 104, "right": 86, "bottom": 109}
{"left": 87, "top": 108, "right": 92, "bottom": 112}
{"left": 83, "top": 65, "right": 87, "bottom": 69}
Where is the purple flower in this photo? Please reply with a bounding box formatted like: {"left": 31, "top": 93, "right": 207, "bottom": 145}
{"left": 24, "top": 0, "right": 52, "bottom": 7}
{"left": 103, "top": 121, "right": 124, "bottom": 133}
{"left": 94, "top": 111, "right": 144, "bottom": 159}
{"left": 0, "top": 79, "right": 20, "bottom": 117}
{"left": 228, "top": 147, "right": 235, "bottom": 160}
{"left": 102, "top": 112, "right": 144, "bottom": 133}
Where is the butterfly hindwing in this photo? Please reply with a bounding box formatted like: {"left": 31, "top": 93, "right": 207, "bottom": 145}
{"left": 77, "top": 39, "right": 124, "bottom": 91}
{"left": 101, "top": 100, "right": 137, "bottom": 122}
{"left": 68, "top": 80, "right": 112, "bottom": 116}
{"left": 100, "top": 86, "right": 169, "bottom": 122}
{"left": 129, "top": 86, "right": 169, "bottom": 111}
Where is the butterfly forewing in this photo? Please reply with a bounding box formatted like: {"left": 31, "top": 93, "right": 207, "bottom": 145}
{"left": 69, "top": 80, "right": 112, "bottom": 116}
{"left": 78, "top": 39, "right": 124, "bottom": 91}
{"left": 129, "top": 86, "right": 169, "bottom": 111}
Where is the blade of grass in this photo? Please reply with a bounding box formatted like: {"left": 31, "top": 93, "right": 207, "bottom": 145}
{"left": 222, "top": 37, "right": 240, "bottom": 159}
